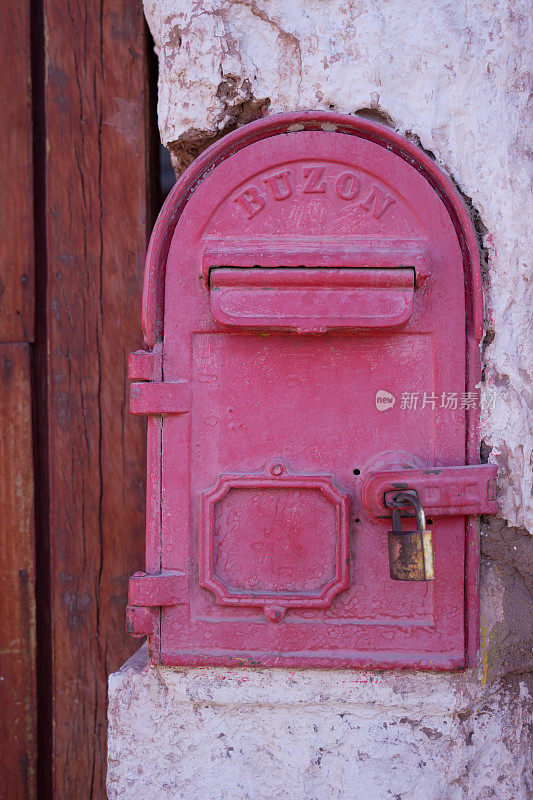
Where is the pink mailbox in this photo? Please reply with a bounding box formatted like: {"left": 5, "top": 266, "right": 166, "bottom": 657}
{"left": 127, "top": 112, "right": 497, "bottom": 670}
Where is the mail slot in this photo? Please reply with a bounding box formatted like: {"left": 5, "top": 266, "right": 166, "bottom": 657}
{"left": 127, "top": 112, "right": 497, "bottom": 670}
{"left": 209, "top": 268, "right": 415, "bottom": 333}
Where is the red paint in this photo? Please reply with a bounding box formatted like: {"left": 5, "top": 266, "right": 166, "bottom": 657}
{"left": 129, "top": 112, "right": 494, "bottom": 670}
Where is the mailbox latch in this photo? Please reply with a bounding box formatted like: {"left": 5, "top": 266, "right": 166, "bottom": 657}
{"left": 362, "top": 463, "right": 498, "bottom": 518}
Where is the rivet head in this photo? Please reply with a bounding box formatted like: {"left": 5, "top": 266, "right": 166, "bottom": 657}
{"left": 269, "top": 463, "right": 284, "bottom": 476}
{"left": 264, "top": 605, "right": 286, "bottom": 622}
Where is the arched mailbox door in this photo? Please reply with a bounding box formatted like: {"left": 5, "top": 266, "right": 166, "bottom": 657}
{"left": 127, "top": 113, "right": 497, "bottom": 670}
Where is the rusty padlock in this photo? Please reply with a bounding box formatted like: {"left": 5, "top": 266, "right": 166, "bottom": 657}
{"left": 387, "top": 492, "right": 434, "bottom": 581}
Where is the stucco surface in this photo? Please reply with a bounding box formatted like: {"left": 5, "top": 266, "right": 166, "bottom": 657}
{"left": 107, "top": 644, "right": 532, "bottom": 800}
{"left": 108, "top": 2, "right": 532, "bottom": 798}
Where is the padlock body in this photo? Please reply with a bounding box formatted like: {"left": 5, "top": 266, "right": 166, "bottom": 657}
{"left": 387, "top": 528, "right": 435, "bottom": 581}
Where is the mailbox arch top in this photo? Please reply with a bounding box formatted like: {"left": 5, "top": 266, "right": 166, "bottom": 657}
{"left": 142, "top": 110, "right": 482, "bottom": 350}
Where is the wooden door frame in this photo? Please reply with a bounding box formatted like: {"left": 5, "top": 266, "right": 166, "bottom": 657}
{"left": 1, "top": 1, "right": 158, "bottom": 797}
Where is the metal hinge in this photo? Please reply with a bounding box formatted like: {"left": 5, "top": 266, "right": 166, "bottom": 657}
{"left": 128, "top": 343, "right": 191, "bottom": 415}
{"left": 129, "top": 380, "right": 192, "bottom": 415}
{"left": 126, "top": 570, "right": 188, "bottom": 638}
{"left": 128, "top": 343, "right": 163, "bottom": 382}
{"left": 362, "top": 464, "right": 498, "bottom": 518}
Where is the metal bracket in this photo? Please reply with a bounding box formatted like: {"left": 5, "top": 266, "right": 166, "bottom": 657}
{"left": 362, "top": 464, "right": 498, "bottom": 518}
{"left": 129, "top": 380, "right": 192, "bottom": 415}
{"left": 128, "top": 570, "right": 188, "bottom": 606}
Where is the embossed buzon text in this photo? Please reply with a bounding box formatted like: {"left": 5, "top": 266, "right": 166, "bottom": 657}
{"left": 233, "top": 163, "right": 396, "bottom": 220}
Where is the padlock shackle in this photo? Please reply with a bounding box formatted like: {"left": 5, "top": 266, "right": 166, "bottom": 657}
{"left": 391, "top": 491, "right": 426, "bottom": 531}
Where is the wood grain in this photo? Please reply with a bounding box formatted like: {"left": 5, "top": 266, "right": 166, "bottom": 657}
{"left": 42, "top": 1, "right": 150, "bottom": 796}
{"left": 0, "top": 1, "right": 34, "bottom": 342}
{"left": 0, "top": 345, "right": 37, "bottom": 800}
{"left": 0, "top": 2, "right": 37, "bottom": 796}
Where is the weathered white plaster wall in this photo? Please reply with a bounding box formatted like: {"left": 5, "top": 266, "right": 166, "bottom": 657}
{"left": 108, "top": 3, "right": 533, "bottom": 798}
{"left": 108, "top": 644, "right": 531, "bottom": 800}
